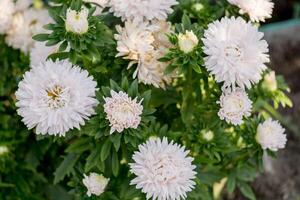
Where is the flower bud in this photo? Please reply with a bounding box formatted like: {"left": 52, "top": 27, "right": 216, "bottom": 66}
{"left": 178, "top": 30, "right": 199, "bottom": 53}
{"left": 65, "top": 7, "right": 89, "bottom": 34}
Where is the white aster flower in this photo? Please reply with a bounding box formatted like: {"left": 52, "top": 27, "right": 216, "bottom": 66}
{"left": 65, "top": 6, "right": 89, "bottom": 34}
{"left": 15, "top": 60, "right": 99, "bottom": 136}
{"left": 0, "top": 0, "right": 15, "bottom": 34}
{"left": 228, "top": 0, "right": 274, "bottom": 22}
{"left": 218, "top": 88, "right": 252, "bottom": 125}
{"left": 82, "top": 173, "right": 109, "bottom": 197}
{"left": 115, "top": 21, "right": 155, "bottom": 62}
{"left": 109, "top": 0, "right": 178, "bottom": 22}
{"left": 262, "top": 71, "right": 277, "bottom": 91}
{"left": 178, "top": 30, "right": 199, "bottom": 54}
{"left": 115, "top": 20, "right": 173, "bottom": 89}
{"left": 104, "top": 90, "right": 143, "bottom": 134}
{"left": 256, "top": 119, "right": 287, "bottom": 151}
{"left": 130, "top": 137, "right": 197, "bottom": 200}
{"left": 30, "top": 42, "right": 59, "bottom": 67}
{"left": 5, "top": 8, "right": 52, "bottom": 53}
{"left": 202, "top": 17, "right": 269, "bottom": 89}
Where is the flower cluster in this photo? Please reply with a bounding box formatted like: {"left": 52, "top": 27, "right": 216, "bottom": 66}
{"left": 0, "top": 0, "right": 51, "bottom": 53}
{"left": 7, "top": 0, "right": 291, "bottom": 199}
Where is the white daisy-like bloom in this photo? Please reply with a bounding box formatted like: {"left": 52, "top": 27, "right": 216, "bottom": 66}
{"left": 115, "top": 21, "right": 155, "bottom": 63}
{"left": 104, "top": 90, "right": 143, "bottom": 134}
{"left": 178, "top": 30, "right": 199, "bottom": 54}
{"left": 15, "top": 60, "right": 99, "bottom": 136}
{"left": 65, "top": 6, "right": 89, "bottom": 34}
{"left": 0, "top": 0, "right": 15, "bottom": 34}
{"left": 30, "top": 42, "right": 59, "bottom": 67}
{"left": 228, "top": 0, "right": 274, "bottom": 22}
{"left": 256, "top": 119, "right": 287, "bottom": 151}
{"left": 202, "top": 17, "right": 270, "bottom": 89}
{"left": 5, "top": 8, "right": 52, "bottom": 53}
{"left": 130, "top": 137, "right": 197, "bottom": 200}
{"left": 115, "top": 20, "right": 173, "bottom": 88}
{"left": 218, "top": 88, "right": 252, "bottom": 125}
{"left": 82, "top": 173, "right": 109, "bottom": 197}
{"left": 109, "top": 0, "right": 178, "bottom": 22}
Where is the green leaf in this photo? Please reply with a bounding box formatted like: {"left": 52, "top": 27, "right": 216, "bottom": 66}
{"left": 101, "top": 138, "right": 112, "bottom": 161}
{"left": 32, "top": 34, "right": 49, "bottom": 42}
{"left": 182, "top": 14, "right": 192, "bottom": 30}
{"left": 227, "top": 173, "right": 236, "bottom": 194}
{"left": 65, "top": 138, "right": 91, "bottom": 153}
{"left": 85, "top": 145, "right": 102, "bottom": 172}
{"left": 111, "top": 150, "right": 119, "bottom": 177}
{"left": 59, "top": 41, "right": 68, "bottom": 52}
{"left": 128, "top": 80, "right": 138, "bottom": 97}
{"left": 238, "top": 182, "right": 256, "bottom": 200}
{"left": 54, "top": 154, "right": 79, "bottom": 184}
{"left": 110, "top": 134, "right": 121, "bottom": 152}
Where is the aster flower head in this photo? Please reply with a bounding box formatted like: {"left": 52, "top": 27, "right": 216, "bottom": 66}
{"left": 0, "top": 0, "right": 15, "bottom": 34}
{"left": 109, "top": 0, "right": 178, "bottom": 22}
{"left": 82, "top": 173, "right": 109, "bottom": 197}
{"left": 130, "top": 137, "right": 197, "bottom": 200}
{"left": 218, "top": 88, "right": 252, "bottom": 125}
{"left": 65, "top": 6, "right": 89, "bottom": 34}
{"left": 15, "top": 60, "right": 99, "bottom": 136}
{"left": 256, "top": 119, "right": 287, "bottom": 151}
{"left": 202, "top": 17, "right": 269, "bottom": 89}
{"left": 104, "top": 90, "right": 143, "bottom": 134}
{"left": 228, "top": 0, "right": 274, "bottom": 22}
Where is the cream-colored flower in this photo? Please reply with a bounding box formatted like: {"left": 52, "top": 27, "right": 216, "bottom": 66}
{"left": 82, "top": 173, "right": 109, "bottom": 197}
{"left": 115, "top": 20, "right": 174, "bottom": 89}
{"left": 178, "top": 30, "right": 199, "bottom": 53}
{"left": 65, "top": 6, "right": 89, "bottom": 34}
{"left": 256, "top": 119, "right": 287, "bottom": 151}
{"left": 218, "top": 88, "right": 252, "bottom": 125}
{"left": 5, "top": 8, "right": 52, "bottom": 53}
